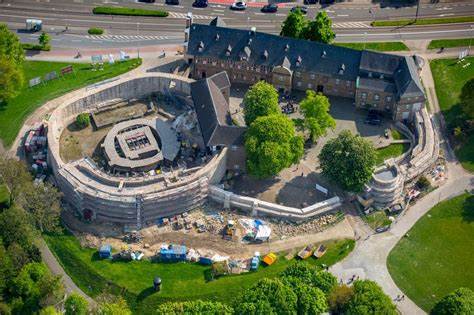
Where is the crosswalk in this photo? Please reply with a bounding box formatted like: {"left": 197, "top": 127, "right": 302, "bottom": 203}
{"left": 333, "top": 22, "right": 370, "bottom": 28}
{"left": 84, "top": 35, "right": 174, "bottom": 42}
{"left": 168, "top": 12, "right": 213, "bottom": 19}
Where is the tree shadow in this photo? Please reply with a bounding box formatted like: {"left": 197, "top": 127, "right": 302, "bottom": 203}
{"left": 231, "top": 174, "right": 279, "bottom": 197}
{"left": 461, "top": 195, "right": 474, "bottom": 223}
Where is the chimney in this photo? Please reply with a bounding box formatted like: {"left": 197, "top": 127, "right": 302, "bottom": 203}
{"left": 250, "top": 26, "right": 256, "bottom": 35}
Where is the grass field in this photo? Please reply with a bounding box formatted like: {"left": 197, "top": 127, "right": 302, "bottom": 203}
{"left": 0, "top": 59, "right": 140, "bottom": 147}
{"left": 334, "top": 42, "right": 409, "bottom": 52}
{"left": 93, "top": 6, "right": 168, "bottom": 17}
{"left": 365, "top": 210, "right": 391, "bottom": 230}
{"left": 44, "top": 232, "right": 354, "bottom": 312}
{"left": 390, "top": 129, "right": 406, "bottom": 140}
{"left": 430, "top": 57, "right": 474, "bottom": 172}
{"left": 387, "top": 192, "right": 474, "bottom": 311}
{"left": 428, "top": 38, "right": 474, "bottom": 50}
{"left": 371, "top": 16, "right": 474, "bottom": 27}
{"left": 376, "top": 143, "right": 410, "bottom": 165}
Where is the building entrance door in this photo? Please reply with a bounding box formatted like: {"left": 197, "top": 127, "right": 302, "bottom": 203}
{"left": 201, "top": 71, "right": 206, "bottom": 78}
{"left": 317, "top": 85, "right": 324, "bottom": 93}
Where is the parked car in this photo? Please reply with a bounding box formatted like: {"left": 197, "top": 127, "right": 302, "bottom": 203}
{"left": 193, "top": 0, "right": 208, "bottom": 7}
{"left": 303, "top": 0, "right": 317, "bottom": 4}
{"left": 290, "top": 6, "right": 308, "bottom": 14}
{"left": 138, "top": 0, "right": 155, "bottom": 3}
{"left": 165, "top": 0, "right": 179, "bottom": 4}
{"left": 261, "top": 4, "right": 278, "bottom": 12}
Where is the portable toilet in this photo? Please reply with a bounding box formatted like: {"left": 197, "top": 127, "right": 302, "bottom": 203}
{"left": 250, "top": 251, "right": 260, "bottom": 271}
{"left": 99, "top": 244, "right": 112, "bottom": 259}
{"left": 153, "top": 277, "right": 162, "bottom": 291}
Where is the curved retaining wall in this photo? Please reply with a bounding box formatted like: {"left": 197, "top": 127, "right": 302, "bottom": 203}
{"left": 47, "top": 74, "right": 227, "bottom": 228}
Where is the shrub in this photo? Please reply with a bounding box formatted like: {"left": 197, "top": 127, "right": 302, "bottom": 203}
{"left": 453, "top": 126, "right": 464, "bottom": 141}
{"left": 76, "top": 113, "right": 90, "bottom": 129}
{"left": 416, "top": 176, "right": 431, "bottom": 190}
{"left": 88, "top": 28, "right": 104, "bottom": 35}
{"left": 92, "top": 7, "right": 168, "bottom": 17}
{"left": 21, "top": 43, "right": 51, "bottom": 51}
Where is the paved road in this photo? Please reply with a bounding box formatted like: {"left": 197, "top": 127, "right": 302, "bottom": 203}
{"left": 1, "top": 0, "right": 474, "bottom": 49}
{"left": 330, "top": 48, "right": 474, "bottom": 314}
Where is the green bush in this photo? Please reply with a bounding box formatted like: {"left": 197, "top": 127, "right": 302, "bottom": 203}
{"left": 76, "top": 113, "right": 90, "bottom": 129}
{"left": 416, "top": 176, "right": 431, "bottom": 190}
{"left": 21, "top": 43, "right": 51, "bottom": 51}
{"left": 92, "top": 6, "right": 168, "bottom": 17}
{"left": 88, "top": 28, "right": 104, "bottom": 35}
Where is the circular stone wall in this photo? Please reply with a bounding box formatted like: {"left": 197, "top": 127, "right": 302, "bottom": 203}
{"left": 47, "top": 73, "right": 227, "bottom": 229}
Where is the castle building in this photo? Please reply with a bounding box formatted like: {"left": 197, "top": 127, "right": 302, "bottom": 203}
{"left": 185, "top": 17, "right": 425, "bottom": 122}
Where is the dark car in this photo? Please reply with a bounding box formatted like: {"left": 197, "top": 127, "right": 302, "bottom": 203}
{"left": 261, "top": 4, "right": 278, "bottom": 12}
{"left": 291, "top": 6, "right": 308, "bottom": 14}
{"left": 138, "top": 0, "right": 155, "bottom": 2}
{"left": 368, "top": 110, "right": 383, "bottom": 119}
{"left": 193, "top": 0, "right": 208, "bottom": 7}
{"left": 303, "top": 0, "right": 317, "bottom": 4}
{"left": 364, "top": 117, "right": 382, "bottom": 126}
{"left": 165, "top": 0, "right": 179, "bottom": 4}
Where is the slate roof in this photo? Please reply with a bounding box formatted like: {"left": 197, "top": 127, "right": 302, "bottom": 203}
{"left": 188, "top": 23, "right": 362, "bottom": 81}
{"left": 393, "top": 56, "right": 424, "bottom": 99}
{"left": 359, "top": 50, "right": 403, "bottom": 77}
{"left": 209, "top": 71, "right": 230, "bottom": 90}
{"left": 358, "top": 78, "right": 396, "bottom": 94}
{"left": 190, "top": 72, "right": 246, "bottom": 147}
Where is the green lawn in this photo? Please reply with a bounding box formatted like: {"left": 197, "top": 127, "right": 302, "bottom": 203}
{"left": 365, "top": 210, "right": 391, "bottom": 230}
{"left": 376, "top": 143, "right": 410, "bottom": 165}
{"left": 334, "top": 42, "right": 409, "bottom": 52}
{"left": 428, "top": 38, "right": 474, "bottom": 50}
{"left": 372, "top": 16, "right": 474, "bottom": 27}
{"left": 44, "top": 232, "right": 354, "bottom": 312}
{"left": 390, "top": 129, "right": 406, "bottom": 140}
{"left": 430, "top": 57, "right": 474, "bottom": 172}
{"left": 387, "top": 192, "right": 474, "bottom": 311}
{"left": 0, "top": 59, "right": 141, "bottom": 147}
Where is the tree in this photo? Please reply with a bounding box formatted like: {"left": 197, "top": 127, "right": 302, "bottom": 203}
{"left": 38, "top": 273, "right": 65, "bottom": 308}
{"left": 243, "top": 81, "right": 280, "bottom": 126}
{"left": 329, "top": 285, "right": 354, "bottom": 314}
{"left": 6, "top": 242, "right": 30, "bottom": 272}
{"left": 319, "top": 130, "right": 377, "bottom": 192}
{"left": 157, "top": 300, "right": 233, "bottom": 314}
{"left": 0, "top": 206, "right": 37, "bottom": 249}
{"left": 281, "top": 9, "right": 307, "bottom": 39}
{"left": 281, "top": 261, "right": 317, "bottom": 285}
{"left": 18, "top": 182, "right": 62, "bottom": 233}
{"left": 100, "top": 297, "right": 132, "bottom": 315}
{"left": 235, "top": 278, "right": 298, "bottom": 314}
{"left": 76, "top": 113, "right": 90, "bottom": 129}
{"left": 431, "top": 287, "right": 474, "bottom": 315}
{"left": 300, "top": 91, "right": 336, "bottom": 141}
{"left": 293, "top": 281, "right": 328, "bottom": 315}
{"left": 459, "top": 78, "right": 474, "bottom": 119}
{"left": 65, "top": 293, "right": 89, "bottom": 315}
{"left": 38, "top": 32, "right": 51, "bottom": 48}
{"left": 0, "top": 58, "right": 24, "bottom": 101}
{"left": 0, "top": 24, "right": 24, "bottom": 65}
{"left": 0, "top": 157, "right": 32, "bottom": 205}
{"left": 303, "top": 11, "right": 336, "bottom": 44}
{"left": 39, "top": 306, "right": 62, "bottom": 315}
{"left": 313, "top": 271, "right": 337, "bottom": 294}
{"left": 346, "top": 280, "right": 397, "bottom": 315}
{"left": 245, "top": 114, "right": 304, "bottom": 178}
{"left": 0, "top": 240, "right": 13, "bottom": 296}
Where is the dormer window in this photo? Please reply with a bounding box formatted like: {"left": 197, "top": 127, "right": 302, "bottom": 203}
{"left": 247, "top": 38, "right": 252, "bottom": 45}
{"left": 321, "top": 50, "right": 327, "bottom": 58}
{"left": 284, "top": 44, "right": 289, "bottom": 52}
{"left": 296, "top": 55, "right": 302, "bottom": 67}
{"left": 198, "top": 41, "right": 204, "bottom": 52}
{"left": 262, "top": 50, "right": 268, "bottom": 60}
{"left": 339, "top": 63, "right": 345, "bottom": 75}
{"left": 215, "top": 34, "right": 220, "bottom": 41}
{"left": 225, "top": 44, "right": 232, "bottom": 56}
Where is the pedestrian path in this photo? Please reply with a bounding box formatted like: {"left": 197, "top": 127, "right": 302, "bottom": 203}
{"left": 84, "top": 34, "right": 178, "bottom": 42}
{"left": 168, "top": 12, "right": 213, "bottom": 19}
{"left": 333, "top": 22, "right": 370, "bottom": 28}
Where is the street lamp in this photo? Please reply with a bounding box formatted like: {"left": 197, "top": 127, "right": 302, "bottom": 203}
{"left": 137, "top": 22, "right": 140, "bottom": 59}
{"left": 469, "top": 25, "right": 473, "bottom": 56}
{"left": 414, "top": 0, "right": 420, "bottom": 23}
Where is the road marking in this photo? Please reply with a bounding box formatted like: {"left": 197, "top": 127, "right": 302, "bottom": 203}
{"left": 276, "top": 13, "right": 286, "bottom": 16}
{"left": 337, "top": 14, "right": 349, "bottom": 17}
{"left": 71, "top": 39, "right": 82, "bottom": 42}
{"left": 439, "top": 13, "right": 454, "bottom": 16}
{"left": 233, "top": 11, "right": 244, "bottom": 14}
{"left": 436, "top": 7, "right": 452, "bottom": 10}
{"left": 92, "top": 40, "right": 102, "bottom": 43}
{"left": 153, "top": 3, "right": 164, "bottom": 5}
{"left": 336, "top": 28, "right": 474, "bottom": 37}
{"left": 325, "top": 9, "right": 335, "bottom": 12}
{"left": 214, "top": 9, "right": 225, "bottom": 12}
{"left": 51, "top": 38, "right": 61, "bottom": 41}
{"left": 254, "top": 12, "right": 265, "bottom": 15}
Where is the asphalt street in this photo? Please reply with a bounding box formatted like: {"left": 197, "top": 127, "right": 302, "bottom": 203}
{"left": 1, "top": 0, "right": 474, "bottom": 48}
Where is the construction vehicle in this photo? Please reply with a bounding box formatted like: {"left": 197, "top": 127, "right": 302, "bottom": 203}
{"left": 223, "top": 220, "right": 236, "bottom": 241}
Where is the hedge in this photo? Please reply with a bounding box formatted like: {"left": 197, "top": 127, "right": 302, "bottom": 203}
{"left": 88, "top": 27, "right": 104, "bottom": 35}
{"left": 21, "top": 43, "right": 51, "bottom": 51}
{"left": 92, "top": 6, "right": 168, "bottom": 17}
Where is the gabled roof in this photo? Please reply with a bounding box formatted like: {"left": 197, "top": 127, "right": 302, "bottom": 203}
{"left": 209, "top": 71, "right": 230, "bottom": 90}
{"left": 358, "top": 78, "right": 396, "bottom": 94}
{"left": 359, "top": 50, "right": 403, "bottom": 76}
{"left": 188, "top": 23, "right": 361, "bottom": 81}
{"left": 190, "top": 72, "right": 246, "bottom": 147}
{"left": 394, "top": 56, "right": 424, "bottom": 99}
